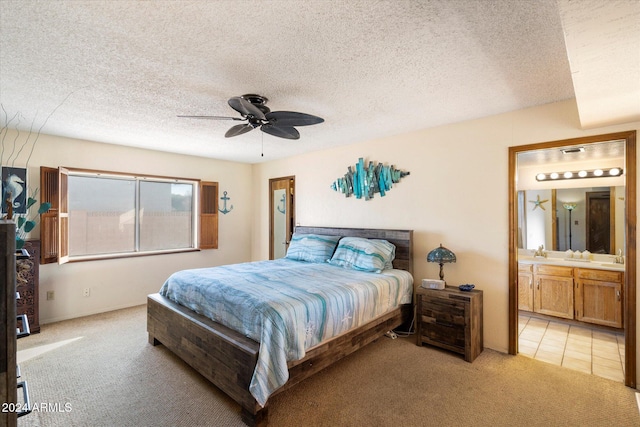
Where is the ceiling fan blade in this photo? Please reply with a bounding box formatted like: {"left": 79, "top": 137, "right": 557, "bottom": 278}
{"left": 178, "top": 115, "right": 245, "bottom": 121}
{"left": 261, "top": 124, "right": 300, "bottom": 140}
{"left": 225, "top": 124, "right": 255, "bottom": 138}
{"left": 228, "top": 97, "right": 266, "bottom": 120}
{"left": 265, "top": 111, "right": 324, "bottom": 127}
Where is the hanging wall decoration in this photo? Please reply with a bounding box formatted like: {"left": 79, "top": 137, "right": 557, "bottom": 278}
{"left": 529, "top": 194, "right": 548, "bottom": 211}
{"left": 331, "top": 158, "right": 410, "bottom": 200}
{"left": 277, "top": 193, "right": 286, "bottom": 214}
{"left": 218, "top": 191, "right": 234, "bottom": 214}
{"left": 2, "top": 167, "right": 27, "bottom": 215}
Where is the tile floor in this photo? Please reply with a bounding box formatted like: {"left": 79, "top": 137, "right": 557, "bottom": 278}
{"left": 519, "top": 314, "right": 625, "bottom": 382}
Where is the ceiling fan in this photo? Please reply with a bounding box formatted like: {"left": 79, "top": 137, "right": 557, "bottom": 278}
{"left": 178, "top": 94, "right": 324, "bottom": 140}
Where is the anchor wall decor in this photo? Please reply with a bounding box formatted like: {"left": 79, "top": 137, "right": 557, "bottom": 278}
{"left": 331, "top": 158, "right": 410, "bottom": 200}
{"left": 276, "top": 193, "right": 286, "bottom": 214}
{"left": 219, "top": 191, "right": 234, "bottom": 214}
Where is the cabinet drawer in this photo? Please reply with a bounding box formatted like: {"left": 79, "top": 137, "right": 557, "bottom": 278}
{"left": 420, "top": 321, "right": 465, "bottom": 351}
{"left": 419, "top": 295, "right": 466, "bottom": 327}
{"left": 534, "top": 264, "right": 573, "bottom": 277}
{"left": 518, "top": 263, "right": 533, "bottom": 273}
{"left": 576, "top": 268, "right": 622, "bottom": 283}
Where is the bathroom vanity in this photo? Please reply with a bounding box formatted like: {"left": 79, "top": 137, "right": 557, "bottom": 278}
{"left": 518, "top": 254, "right": 624, "bottom": 329}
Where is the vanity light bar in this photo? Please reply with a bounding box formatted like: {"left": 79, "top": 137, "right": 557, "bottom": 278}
{"left": 536, "top": 167, "right": 623, "bottom": 181}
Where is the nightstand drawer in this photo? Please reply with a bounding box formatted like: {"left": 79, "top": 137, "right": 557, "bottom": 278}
{"left": 419, "top": 296, "right": 466, "bottom": 327}
{"left": 419, "top": 319, "right": 465, "bottom": 351}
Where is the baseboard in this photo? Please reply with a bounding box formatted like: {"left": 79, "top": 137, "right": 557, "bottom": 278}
{"left": 39, "top": 302, "right": 146, "bottom": 325}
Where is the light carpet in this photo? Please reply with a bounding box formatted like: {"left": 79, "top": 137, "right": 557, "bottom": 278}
{"left": 15, "top": 305, "right": 640, "bottom": 427}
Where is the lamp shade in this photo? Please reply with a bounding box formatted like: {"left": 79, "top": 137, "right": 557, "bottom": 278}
{"left": 427, "top": 244, "right": 456, "bottom": 264}
{"left": 427, "top": 244, "right": 456, "bottom": 282}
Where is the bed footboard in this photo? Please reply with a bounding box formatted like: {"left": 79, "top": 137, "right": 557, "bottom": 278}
{"left": 147, "top": 293, "right": 266, "bottom": 425}
{"left": 147, "top": 293, "right": 412, "bottom": 426}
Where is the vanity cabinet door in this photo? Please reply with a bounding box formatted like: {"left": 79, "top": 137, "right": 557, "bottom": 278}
{"left": 518, "top": 263, "right": 534, "bottom": 312}
{"left": 575, "top": 268, "right": 623, "bottom": 328}
{"left": 533, "top": 265, "right": 574, "bottom": 319}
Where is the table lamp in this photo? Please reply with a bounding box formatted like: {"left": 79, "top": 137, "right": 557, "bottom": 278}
{"left": 427, "top": 244, "right": 456, "bottom": 283}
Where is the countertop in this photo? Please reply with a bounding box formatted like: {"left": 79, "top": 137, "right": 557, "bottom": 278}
{"left": 518, "top": 255, "right": 625, "bottom": 272}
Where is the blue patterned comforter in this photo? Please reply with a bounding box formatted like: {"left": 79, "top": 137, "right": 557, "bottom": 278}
{"left": 159, "top": 258, "right": 413, "bottom": 406}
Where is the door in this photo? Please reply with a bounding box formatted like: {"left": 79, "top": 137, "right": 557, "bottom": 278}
{"left": 575, "top": 268, "right": 623, "bottom": 328}
{"left": 517, "top": 264, "right": 534, "bottom": 312}
{"left": 586, "top": 191, "right": 610, "bottom": 254}
{"left": 269, "top": 176, "right": 295, "bottom": 259}
{"left": 533, "top": 274, "right": 574, "bottom": 319}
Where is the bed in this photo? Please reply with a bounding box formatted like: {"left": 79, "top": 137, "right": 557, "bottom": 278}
{"left": 147, "top": 226, "right": 414, "bottom": 426}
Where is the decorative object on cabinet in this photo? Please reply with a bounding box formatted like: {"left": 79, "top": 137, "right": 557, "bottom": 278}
{"left": 416, "top": 286, "right": 483, "bottom": 362}
{"left": 16, "top": 241, "right": 40, "bottom": 334}
{"left": 0, "top": 174, "right": 51, "bottom": 250}
{"left": 421, "top": 278, "right": 445, "bottom": 290}
{"left": 330, "top": 157, "right": 410, "bottom": 200}
{"left": 562, "top": 203, "right": 577, "bottom": 250}
{"left": 218, "top": 191, "right": 234, "bottom": 215}
{"left": 427, "top": 244, "right": 456, "bottom": 283}
{"left": 459, "top": 284, "right": 475, "bottom": 292}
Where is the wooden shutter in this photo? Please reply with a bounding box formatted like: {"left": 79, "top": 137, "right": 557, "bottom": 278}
{"left": 199, "top": 181, "right": 218, "bottom": 249}
{"left": 40, "top": 166, "right": 59, "bottom": 264}
{"left": 58, "top": 167, "right": 69, "bottom": 264}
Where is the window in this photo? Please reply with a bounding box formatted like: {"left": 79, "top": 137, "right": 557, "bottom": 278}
{"left": 40, "top": 167, "right": 218, "bottom": 264}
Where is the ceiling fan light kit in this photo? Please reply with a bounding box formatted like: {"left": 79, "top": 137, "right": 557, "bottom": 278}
{"left": 179, "top": 94, "right": 324, "bottom": 140}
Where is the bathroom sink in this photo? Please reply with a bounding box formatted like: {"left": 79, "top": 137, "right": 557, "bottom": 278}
{"left": 593, "top": 261, "right": 623, "bottom": 267}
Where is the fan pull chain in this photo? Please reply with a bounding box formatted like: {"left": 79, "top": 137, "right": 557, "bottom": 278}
{"left": 261, "top": 131, "right": 264, "bottom": 157}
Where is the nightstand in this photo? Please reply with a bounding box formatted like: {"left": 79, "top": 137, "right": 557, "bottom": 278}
{"left": 416, "top": 286, "right": 483, "bottom": 362}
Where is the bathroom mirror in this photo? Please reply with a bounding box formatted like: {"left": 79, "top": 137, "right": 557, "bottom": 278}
{"left": 517, "top": 185, "right": 624, "bottom": 254}
{"left": 516, "top": 138, "right": 626, "bottom": 255}
{"left": 269, "top": 176, "right": 295, "bottom": 260}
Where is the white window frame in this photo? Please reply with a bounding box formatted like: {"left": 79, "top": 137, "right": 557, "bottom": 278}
{"left": 65, "top": 169, "right": 200, "bottom": 262}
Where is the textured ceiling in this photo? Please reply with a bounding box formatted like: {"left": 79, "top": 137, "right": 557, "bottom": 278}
{"left": 0, "top": 1, "right": 637, "bottom": 164}
{"left": 517, "top": 138, "right": 626, "bottom": 167}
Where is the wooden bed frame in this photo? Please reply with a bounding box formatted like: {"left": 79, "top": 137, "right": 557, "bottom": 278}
{"left": 147, "top": 226, "right": 413, "bottom": 426}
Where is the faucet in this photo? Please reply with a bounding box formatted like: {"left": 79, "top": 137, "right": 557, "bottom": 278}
{"left": 615, "top": 249, "right": 625, "bottom": 264}
{"left": 534, "top": 245, "right": 547, "bottom": 258}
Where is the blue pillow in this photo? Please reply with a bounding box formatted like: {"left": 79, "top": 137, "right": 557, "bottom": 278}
{"left": 328, "top": 237, "right": 396, "bottom": 273}
{"left": 285, "top": 233, "right": 341, "bottom": 263}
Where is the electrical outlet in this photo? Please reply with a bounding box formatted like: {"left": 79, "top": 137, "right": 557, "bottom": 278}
{"left": 83, "top": 287, "right": 90, "bottom": 297}
{"left": 46, "top": 291, "right": 55, "bottom": 300}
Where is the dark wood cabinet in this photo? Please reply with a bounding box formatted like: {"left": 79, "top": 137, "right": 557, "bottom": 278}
{"left": 16, "top": 241, "right": 39, "bottom": 334}
{"left": 416, "top": 286, "right": 483, "bottom": 362}
{"left": 1, "top": 221, "right": 18, "bottom": 427}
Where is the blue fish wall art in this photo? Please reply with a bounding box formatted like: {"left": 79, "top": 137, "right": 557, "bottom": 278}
{"left": 331, "top": 158, "right": 410, "bottom": 200}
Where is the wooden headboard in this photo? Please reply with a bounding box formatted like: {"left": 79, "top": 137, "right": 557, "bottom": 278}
{"left": 294, "top": 226, "right": 414, "bottom": 275}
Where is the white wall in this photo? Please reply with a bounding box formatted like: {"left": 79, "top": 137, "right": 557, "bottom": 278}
{"left": 6, "top": 132, "right": 253, "bottom": 323}
{"left": 252, "top": 99, "right": 640, "bottom": 361}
